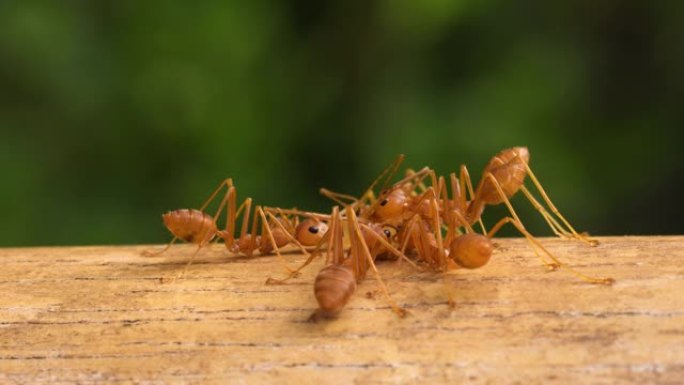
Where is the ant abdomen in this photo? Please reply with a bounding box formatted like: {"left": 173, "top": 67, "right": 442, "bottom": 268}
{"left": 480, "top": 147, "right": 530, "bottom": 204}
{"left": 314, "top": 264, "right": 357, "bottom": 317}
{"left": 450, "top": 233, "right": 493, "bottom": 269}
{"left": 162, "top": 209, "right": 217, "bottom": 245}
{"left": 258, "top": 226, "right": 292, "bottom": 254}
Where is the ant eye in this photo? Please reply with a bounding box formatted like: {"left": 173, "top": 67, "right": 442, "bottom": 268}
{"left": 308, "top": 226, "right": 319, "bottom": 234}
{"left": 380, "top": 199, "right": 389, "bottom": 206}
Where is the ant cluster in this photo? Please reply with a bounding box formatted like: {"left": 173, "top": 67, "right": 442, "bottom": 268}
{"left": 151, "top": 147, "right": 613, "bottom": 320}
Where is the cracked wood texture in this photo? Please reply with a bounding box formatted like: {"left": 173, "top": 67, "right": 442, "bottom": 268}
{"left": 1, "top": 236, "right": 683, "bottom": 384}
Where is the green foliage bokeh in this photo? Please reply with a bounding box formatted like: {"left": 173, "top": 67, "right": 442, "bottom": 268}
{"left": 1, "top": 1, "right": 682, "bottom": 246}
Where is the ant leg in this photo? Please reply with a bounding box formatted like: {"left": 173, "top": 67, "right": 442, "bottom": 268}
{"left": 410, "top": 224, "right": 429, "bottom": 264}
{"left": 448, "top": 173, "right": 465, "bottom": 214}
{"left": 220, "top": 185, "right": 237, "bottom": 248}
{"left": 486, "top": 216, "right": 556, "bottom": 270}
{"left": 159, "top": 242, "right": 207, "bottom": 283}
{"left": 176, "top": 245, "right": 205, "bottom": 280}
{"left": 258, "top": 208, "right": 289, "bottom": 258}
{"left": 324, "top": 154, "right": 405, "bottom": 213}
{"left": 354, "top": 189, "right": 378, "bottom": 218}
{"left": 218, "top": 196, "right": 251, "bottom": 253}
{"left": 230, "top": 197, "right": 264, "bottom": 257}
{"left": 366, "top": 166, "right": 434, "bottom": 215}
{"left": 427, "top": 199, "right": 462, "bottom": 305}
{"left": 404, "top": 169, "right": 440, "bottom": 216}
{"left": 460, "top": 165, "right": 477, "bottom": 202}
{"left": 238, "top": 198, "right": 253, "bottom": 243}
{"left": 329, "top": 156, "right": 406, "bottom": 217}
{"left": 346, "top": 207, "right": 406, "bottom": 317}
{"left": 488, "top": 217, "right": 613, "bottom": 285}
{"left": 521, "top": 162, "right": 599, "bottom": 246}
{"left": 263, "top": 207, "right": 331, "bottom": 222}
{"left": 390, "top": 167, "right": 433, "bottom": 192}
{"left": 414, "top": 219, "right": 438, "bottom": 267}
{"left": 373, "top": 154, "right": 406, "bottom": 194}
{"left": 246, "top": 203, "right": 260, "bottom": 256}
{"left": 407, "top": 212, "right": 459, "bottom": 304}
{"left": 272, "top": 207, "right": 298, "bottom": 233}
{"left": 483, "top": 173, "right": 613, "bottom": 284}
{"left": 441, "top": 207, "right": 477, "bottom": 308}
{"left": 407, "top": 188, "right": 447, "bottom": 269}
{"left": 319, "top": 188, "right": 358, "bottom": 207}
{"left": 142, "top": 237, "right": 178, "bottom": 257}
{"left": 264, "top": 207, "right": 339, "bottom": 284}
{"left": 405, "top": 168, "right": 429, "bottom": 194}
{"left": 217, "top": 191, "right": 248, "bottom": 242}
{"left": 428, "top": 195, "right": 448, "bottom": 270}
{"left": 397, "top": 214, "right": 421, "bottom": 265}
{"left": 264, "top": 238, "right": 329, "bottom": 284}
{"left": 435, "top": 175, "right": 451, "bottom": 229}
{"left": 443, "top": 173, "right": 468, "bottom": 243}
{"left": 460, "top": 165, "right": 487, "bottom": 234}
{"left": 263, "top": 207, "right": 336, "bottom": 260}
{"left": 480, "top": 173, "right": 556, "bottom": 269}
{"left": 410, "top": 184, "right": 440, "bottom": 209}
{"left": 451, "top": 210, "right": 475, "bottom": 234}
{"left": 438, "top": 175, "right": 459, "bottom": 239}
{"left": 383, "top": 167, "right": 434, "bottom": 195}
{"left": 264, "top": 210, "right": 310, "bottom": 257}
{"left": 198, "top": 178, "right": 234, "bottom": 211}
{"left": 329, "top": 207, "right": 345, "bottom": 265}
{"left": 519, "top": 186, "right": 579, "bottom": 240}
{"left": 359, "top": 224, "right": 419, "bottom": 270}
{"left": 258, "top": 208, "right": 304, "bottom": 274}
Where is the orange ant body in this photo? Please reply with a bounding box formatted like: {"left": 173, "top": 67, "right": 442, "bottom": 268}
{"left": 162, "top": 209, "right": 217, "bottom": 247}
{"left": 266, "top": 205, "right": 411, "bottom": 319}
{"left": 310, "top": 206, "right": 407, "bottom": 319}
{"left": 153, "top": 147, "right": 612, "bottom": 318}
{"left": 321, "top": 148, "right": 612, "bottom": 284}
{"left": 151, "top": 179, "right": 327, "bottom": 278}
{"left": 368, "top": 148, "right": 530, "bottom": 228}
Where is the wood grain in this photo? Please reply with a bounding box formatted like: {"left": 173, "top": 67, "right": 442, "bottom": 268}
{"left": 1, "top": 236, "right": 683, "bottom": 384}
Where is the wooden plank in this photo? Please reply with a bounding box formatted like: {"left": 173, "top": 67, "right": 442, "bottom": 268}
{"left": 0, "top": 236, "right": 683, "bottom": 384}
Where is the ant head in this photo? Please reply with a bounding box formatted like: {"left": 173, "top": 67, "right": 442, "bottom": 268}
{"left": 296, "top": 218, "right": 329, "bottom": 246}
{"left": 373, "top": 188, "right": 408, "bottom": 222}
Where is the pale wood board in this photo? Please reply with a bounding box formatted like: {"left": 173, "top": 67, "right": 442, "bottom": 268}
{"left": 0, "top": 236, "right": 683, "bottom": 384}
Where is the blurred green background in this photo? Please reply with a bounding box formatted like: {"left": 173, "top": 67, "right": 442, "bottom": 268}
{"left": 1, "top": 1, "right": 682, "bottom": 247}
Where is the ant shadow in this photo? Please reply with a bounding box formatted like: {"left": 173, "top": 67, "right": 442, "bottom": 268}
{"left": 131, "top": 244, "right": 307, "bottom": 278}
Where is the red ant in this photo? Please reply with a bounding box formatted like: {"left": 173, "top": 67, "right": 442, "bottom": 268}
{"left": 147, "top": 179, "right": 325, "bottom": 280}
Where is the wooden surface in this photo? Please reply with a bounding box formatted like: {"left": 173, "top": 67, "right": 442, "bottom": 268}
{"left": 1, "top": 236, "right": 683, "bottom": 384}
